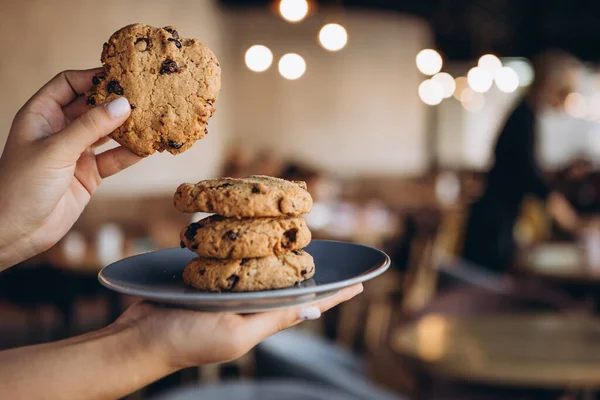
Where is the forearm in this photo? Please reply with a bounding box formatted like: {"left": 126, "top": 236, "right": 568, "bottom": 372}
{"left": 547, "top": 192, "right": 580, "bottom": 233}
{"left": 0, "top": 321, "right": 176, "bottom": 400}
{"left": 0, "top": 232, "right": 28, "bottom": 272}
{"left": 0, "top": 209, "right": 32, "bottom": 271}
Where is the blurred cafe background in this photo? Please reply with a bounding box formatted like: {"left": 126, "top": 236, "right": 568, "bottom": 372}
{"left": 2, "top": 0, "right": 600, "bottom": 399}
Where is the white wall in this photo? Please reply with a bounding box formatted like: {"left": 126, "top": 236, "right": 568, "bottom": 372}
{"left": 0, "top": 0, "right": 233, "bottom": 196}
{"left": 228, "top": 10, "right": 432, "bottom": 177}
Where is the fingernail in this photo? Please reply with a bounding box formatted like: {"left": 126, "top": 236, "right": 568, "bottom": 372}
{"left": 105, "top": 97, "right": 130, "bottom": 118}
{"left": 298, "top": 306, "right": 321, "bottom": 321}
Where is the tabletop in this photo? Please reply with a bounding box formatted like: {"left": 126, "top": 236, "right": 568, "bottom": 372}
{"left": 149, "top": 380, "right": 362, "bottom": 400}
{"left": 518, "top": 242, "right": 600, "bottom": 286}
{"left": 391, "top": 313, "right": 600, "bottom": 389}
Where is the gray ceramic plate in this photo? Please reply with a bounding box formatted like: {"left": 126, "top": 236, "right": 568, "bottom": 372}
{"left": 98, "top": 240, "right": 390, "bottom": 313}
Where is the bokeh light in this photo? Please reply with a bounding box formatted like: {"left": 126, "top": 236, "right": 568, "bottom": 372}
{"left": 432, "top": 72, "right": 456, "bottom": 98}
{"left": 453, "top": 77, "right": 469, "bottom": 100}
{"left": 460, "top": 88, "right": 485, "bottom": 112}
{"left": 318, "top": 23, "right": 348, "bottom": 51}
{"left": 478, "top": 54, "right": 503, "bottom": 76}
{"left": 564, "top": 92, "right": 587, "bottom": 118}
{"left": 279, "top": 0, "right": 309, "bottom": 23}
{"left": 245, "top": 45, "right": 273, "bottom": 72}
{"left": 504, "top": 58, "right": 534, "bottom": 87}
{"left": 278, "top": 53, "right": 306, "bottom": 80}
{"left": 467, "top": 67, "right": 493, "bottom": 93}
{"left": 416, "top": 49, "right": 443, "bottom": 76}
{"left": 495, "top": 67, "right": 520, "bottom": 93}
{"left": 418, "top": 79, "right": 444, "bottom": 106}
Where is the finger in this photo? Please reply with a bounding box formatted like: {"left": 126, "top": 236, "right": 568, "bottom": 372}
{"left": 47, "top": 96, "right": 131, "bottom": 161}
{"left": 96, "top": 146, "right": 143, "bottom": 179}
{"left": 241, "top": 284, "right": 363, "bottom": 343}
{"left": 63, "top": 95, "right": 91, "bottom": 122}
{"left": 296, "top": 283, "right": 364, "bottom": 321}
{"left": 91, "top": 137, "right": 111, "bottom": 149}
{"left": 32, "top": 68, "right": 103, "bottom": 108}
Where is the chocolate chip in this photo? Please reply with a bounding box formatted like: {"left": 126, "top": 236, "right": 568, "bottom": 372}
{"left": 282, "top": 228, "right": 298, "bottom": 248}
{"left": 107, "top": 80, "right": 124, "bottom": 95}
{"left": 204, "top": 128, "right": 209, "bottom": 135}
{"left": 226, "top": 274, "right": 240, "bottom": 290}
{"left": 301, "top": 269, "right": 307, "bottom": 276}
{"left": 180, "top": 241, "right": 186, "bottom": 248}
{"left": 292, "top": 249, "right": 303, "bottom": 255}
{"left": 191, "top": 244, "right": 198, "bottom": 251}
{"left": 104, "top": 42, "right": 115, "bottom": 58}
{"left": 207, "top": 98, "right": 215, "bottom": 105}
{"left": 225, "top": 230, "right": 238, "bottom": 240}
{"left": 207, "top": 215, "right": 226, "bottom": 223}
{"left": 241, "top": 258, "right": 250, "bottom": 265}
{"left": 168, "top": 38, "right": 182, "bottom": 48}
{"left": 160, "top": 59, "right": 179, "bottom": 74}
{"left": 184, "top": 223, "right": 200, "bottom": 241}
{"left": 102, "top": 42, "right": 115, "bottom": 57}
{"left": 252, "top": 186, "right": 260, "bottom": 194}
{"left": 163, "top": 27, "right": 180, "bottom": 38}
{"left": 168, "top": 140, "right": 183, "bottom": 149}
{"left": 86, "top": 96, "right": 96, "bottom": 106}
{"left": 200, "top": 268, "right": 206, "bottom": 276}
{"left": 130, "top": 104, "right": 136, "bottom": 110}
{"left": 92, "top": 76, "right": 101, "bottom": 85}
{"left": 216, "top": 183, "right": 233, "bottom": 189}
{"left": 296, "top": 181, "right": 308, "bottom": 190}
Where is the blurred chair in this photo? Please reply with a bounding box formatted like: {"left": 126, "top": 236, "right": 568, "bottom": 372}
{"left": 149, "top": 380, "right": 361, "bottom": 400}
{"left": 254, "top": 329, "right": 403, "bottom": 400}
{"left": 514, "top": 196, "right": 551, "bottom": 248}
{"left": 335, "top": 268, "right": 403, "bottom": 353}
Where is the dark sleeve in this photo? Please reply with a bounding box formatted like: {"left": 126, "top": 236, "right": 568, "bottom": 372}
{"left": 518, "top": 116, "right": 551, "bottom": 200}
{"left": 492, "top": 104, "right": 551, "bottom": 201}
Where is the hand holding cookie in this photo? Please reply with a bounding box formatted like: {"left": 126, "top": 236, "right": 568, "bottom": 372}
{"left": 0, "top": 69, "right": 140, "bottom": 270}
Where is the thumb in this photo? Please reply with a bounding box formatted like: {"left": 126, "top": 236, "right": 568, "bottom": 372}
{"left": 49, "top": 96, "right": 131, "bottom": 159}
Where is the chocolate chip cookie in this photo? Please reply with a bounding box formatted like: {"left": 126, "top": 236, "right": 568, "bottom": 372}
{"left": 173, "top": 175, "right": 313, "bottom": 217}
{"left": 181, "top": 215, "right": 311, "bottom": 259}
{"left": 182, "top": 250, "right": 315, "bottom": 292}
{"left": 86, "top": 24, "right": 221, "bottom": 156}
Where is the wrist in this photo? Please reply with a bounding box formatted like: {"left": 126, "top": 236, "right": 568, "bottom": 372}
{"left": 101, "top": 320, "right": 178, "bottom": 393}
{"left": 114, "top": 314, "right": 181, "bottom": 376}
{"left": 0, "top": 234, "right": 28, "bottom": 270}
{"left": 0, "top": 211, "right": 30, "bottom": 269}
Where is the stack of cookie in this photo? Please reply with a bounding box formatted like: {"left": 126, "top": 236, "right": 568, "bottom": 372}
{"left": 174, "top": 176, "right": 315, "bottom": 292}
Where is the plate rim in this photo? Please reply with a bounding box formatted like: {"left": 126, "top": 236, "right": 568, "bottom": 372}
{"left": 98, "top": 239, "right": 390, "bottom": 301}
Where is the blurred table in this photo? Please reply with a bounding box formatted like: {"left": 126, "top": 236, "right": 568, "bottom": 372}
{"left": 392, "top": 313, "right": 600, "bottom": 390}
{"left": 518, "top": 242, "right": 600, "bottom": 313}
{"left": 518, "top": 242, "right": 600, "bottom": 286}
{"left": 149, "top": 380, "right": 359, "bottom": 400}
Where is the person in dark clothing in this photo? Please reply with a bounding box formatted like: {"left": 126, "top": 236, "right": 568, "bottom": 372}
{"left": 462, "top": 50, "right": 582, "bottom": 272}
